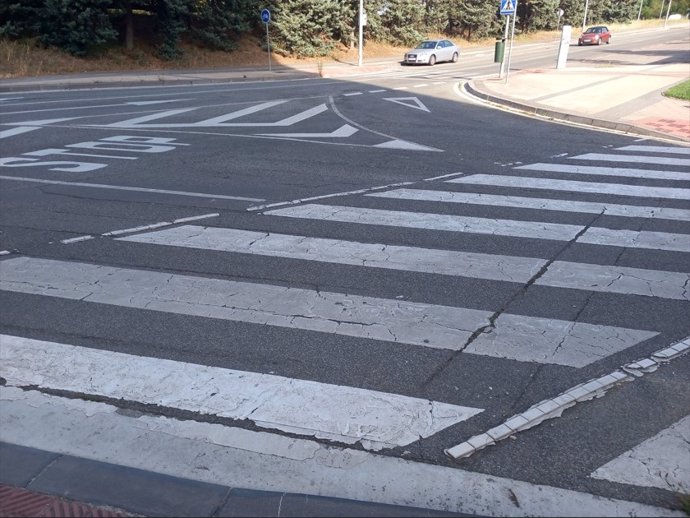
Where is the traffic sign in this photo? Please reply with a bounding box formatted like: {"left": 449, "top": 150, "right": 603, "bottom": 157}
{"left": 500, "top": 0, "right": 515, "bottom": 15}
{"left": 261, "top": 9, "right": 270, "bottom": 23}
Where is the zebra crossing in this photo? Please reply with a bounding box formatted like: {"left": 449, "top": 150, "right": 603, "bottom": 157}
{"left": 1, "top": 142, "right": 689, "bottom": 461}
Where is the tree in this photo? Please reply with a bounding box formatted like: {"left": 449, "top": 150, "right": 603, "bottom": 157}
{"left": 0, "top": 0, "right": 43, "bottom": 39}
{"left": 447, "top": 0, "right": 498, "bottom": 40}
{"left": 39, "top": 0, "right": 117, "bottom": 56}
{"left": 190, "top": 0, "right": 257, "bottom": 51}
{"left": 518, "top": 0, "right": 561, "bottom": 31}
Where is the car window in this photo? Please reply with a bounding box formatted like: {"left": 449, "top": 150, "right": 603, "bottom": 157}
{"left": 416, "top": 41, "right": 436, "bottom": 49}
{"left": 585, "top": 28, "right": 595, "bottom": 33}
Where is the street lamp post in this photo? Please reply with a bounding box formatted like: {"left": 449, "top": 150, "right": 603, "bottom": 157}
{"left": 582, "top": 0, "right": 590, "bottom": 31}
{"left": 637, "top": 0, "right": 644, "bottom": 21}
{"left": 358, "top": 0, "right": 363, "bottom": 66}
{"left": 659, "top": 0, "right": 666, "bottom": 19}
{"left": 664, "top": 0, "right": 673, "bottom": 27}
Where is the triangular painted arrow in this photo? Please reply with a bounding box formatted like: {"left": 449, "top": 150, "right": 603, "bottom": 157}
{"left": 382, "top": 97, "right": 430, "bottom": 112}
{"left": 257, "top": 124, "right": 358, "bottom": 138}
{"left": 374, "top": 139, "right": 441, "bottom": 152}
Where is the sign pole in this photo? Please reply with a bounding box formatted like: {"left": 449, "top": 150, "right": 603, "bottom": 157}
{"left": 505, "top": 8, "right": 517, "bottom": 84}
{"left": 499, "top": 15, "right": 509, "bottom": 79}
{"left": 261, "top": 9, "right": 271, "bottom": 72}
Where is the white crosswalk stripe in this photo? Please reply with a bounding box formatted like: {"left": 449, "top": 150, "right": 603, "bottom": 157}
{"left": 368, "top": 188, "right": 690, "bottom": 221}
{"left": 0, "top": 256, "right": 657, "bottom": 367}
{"left": 120, "top": 225, "right": 690, "bottom": 300}
{"left": 448, "top": 174, "right": 690, "bottom": 200}
{"left": 615, "top": 145, "right": 690, "bottom": 155}
{"left": 0, "top": 334, "right": 482, "bottom": 451}
{"left": 1, "top": 144, "right": 688, "bottom": 461}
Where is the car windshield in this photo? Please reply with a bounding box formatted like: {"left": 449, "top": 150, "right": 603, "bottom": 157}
{"left": 416, "top": 41, "right": 437, "bottom": 49}
{"left": 584, "top": 27, "right": 599, "bottom": 33}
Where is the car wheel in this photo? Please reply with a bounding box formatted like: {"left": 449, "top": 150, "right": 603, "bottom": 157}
{"left": 451, "top": 52, "right": 459, "bottom": 63}
{"left": 428, "top": 55, "right": 436, "bottom": 66}
{"left": 606, "top": 37, "right": 611, "bottom": 44}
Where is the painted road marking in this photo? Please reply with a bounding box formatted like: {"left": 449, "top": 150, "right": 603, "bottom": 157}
{"left": 258, "top": 124, "right": 357, "bottom": 138}
{"left": 449, "top": 174, "right": 690, "bottom": 200}
{"left": 266, "top": 203, "right": 585, "bottom": 241}
{"left": 0, "top": 127, "right": 43, "bottom": 139}
{"left": 590, "top": 415, "right": 690, "bottom": 494}
{"left": 0, "top": 334, "right": 481, "bottom": 450}
{"left": 571, "top": 153, "right": 690, "bottom": 167}
{"left": 615, "top": 145, "right": 690, "bottom": 155}
{"left": 0, "top": 176, "right": 264, "bottom": 202}
{"left": 577, "top": 227, "right": 690, "bottom": 253}
{"left": 369, "top": 189, "right": 690, "bottom": 221}
{"left": 1, "top": 388, "right": 679, "bottom": 517}
{"left": 383, "top": 97, "right": 430, "bottom": 112}
{"left": 516, "top": 163, "right": 690, "bottom": 181}
{"left": 267, "top": 204, "right": 688, "bottom": 252}
{"left": 121, "top": 225, "right": 689, "bottom": 300}
{"left": 0, "top": 257, "right": 657, "bottom": 367}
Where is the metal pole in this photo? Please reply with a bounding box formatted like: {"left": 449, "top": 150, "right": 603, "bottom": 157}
{"left": 664, "top": 0, "right": 672, "bottom": 27}
{"left": 266, "top": 23, "right": 271, "bottom": 71}
{"left": 637, "top": 0, "right": 644, "bottom": 21}
{"left": 358, "top": 0, "right": 363, "bottom": 66}
{"left": 582, "top": 0, "right": 590, "bottom": 32}
{"left": 505, "top": 11, "right": 517, "bottom": 84}
{"left": 499, "top": 15, "right": 509, "bottom": 79}
{"left": 659, "top": 0, "right": 665, "bottom": 19}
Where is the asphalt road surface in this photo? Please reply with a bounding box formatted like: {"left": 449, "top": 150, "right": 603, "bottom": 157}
{"left": 1, "top": 28, "right": 688, "bottom": 516}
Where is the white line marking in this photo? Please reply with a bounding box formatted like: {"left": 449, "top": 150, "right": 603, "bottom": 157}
{"left": 373, "top": 139, "right": 440, "bottom": 151}
{"left": 578, "top": 228, "right": 690, "bottom": 253}
{"left": 393, "top": 86, "right": 409, "bottom": 90}
{"left": 0, "top": 257, "right": 657, "bottom": 367}
{"left": 2, "top": 117, "right": 77, "bottom": 125}
{"left": 0, "top": 176, "right": 264, "bottom": 202}
{"left": 383, "top": 97, "right": 430, "bottom": 112}
{"left": 616, "top": 145, "right": 690, "bottom": 155}
{"left": 172, "top": 213, "right": 219, "bottom": 224}
{"left": 257, "top": 124, "right": 357, "bottom": 138}
{"left": 571, "top": 153, "right": 690, "bottom": 167}
{"left": 106, "top": 108, "right": 197, "bottom": 127}
{"left": 60, "top": 235, "right": 94, "bottom": 244}
{"left": 413, "top": 84, "right": 429, "bottom": 88}
{"left": 516, "top": 162, "right": 690, "bottom": 181}
{"left": 246, "top": 181, "right": 417, "bottom": 212}
{"left": 343, "top": 92, "right": 363, "bottom": 96}
{"left": 266, "top": 203, "right": 584, "bottom": 241}
{"left": 591, "top": 415, "right": 690, "bottom": 493}
{"left": 126, "top": 100, "right": 186, "bottom": 106}
{"left": 422, "top": 173, "right": 465, "bottom": 181}
{"left": 0, "top": 250, "right": 11, "bottom": 256}
{"left": 369, "top": 189, "right": 690, "bottom": 221}
{"left": 2, "top": 389, "right": 678, "bottom": 517}
{"left": 266, "top": 204, "right": 689, "bottom": 252}
{"left": 102, "top": 222, "right": 173, "bottom": 237}
{"left": 194, "top": 100, "right": 288, "bottom": 125}
{"left": 121, "top": 225, "right": 690, "bottom": 300}
{"left": 368, "top": 89, "right": 386, "bottom": 93}
{"left": 0, "top": 335, "right": 481, "bottom": 450}
{"left": 449, "top": 174, "right": 690, "bottom": 200}
{"left": 0, "top": 127, "right": 42, "bottom": 139}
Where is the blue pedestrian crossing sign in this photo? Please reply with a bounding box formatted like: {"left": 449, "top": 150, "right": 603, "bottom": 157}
{"left": 500, "top": 0, "right": 516, "bottom": 15}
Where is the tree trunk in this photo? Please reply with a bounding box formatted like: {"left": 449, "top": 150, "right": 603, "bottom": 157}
{"left": 125, "top": 0, "right": 134, "bottom": 50}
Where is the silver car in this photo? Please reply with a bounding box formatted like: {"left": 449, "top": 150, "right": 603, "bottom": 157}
{"left": 403, "top": 39, "right": 460, "bottom": 66}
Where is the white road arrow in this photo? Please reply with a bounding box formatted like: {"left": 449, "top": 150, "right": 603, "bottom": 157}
{"left": 257, "top": 124, "right": 358, "bottom": 138}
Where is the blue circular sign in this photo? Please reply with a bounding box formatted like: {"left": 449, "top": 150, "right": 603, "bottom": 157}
{"left": 261, "top": 9, "right": 270, "bottom": 23}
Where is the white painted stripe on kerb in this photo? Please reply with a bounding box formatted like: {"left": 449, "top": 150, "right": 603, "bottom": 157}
{"left": 0, "top": 335, "right": 480, "bottom": 451}
{"left": 615, "top": 145, "right": 690, "bottom": 156}
{"left": 590, "top": 415, "right": 690, "bottom": 494}
{"left": 120, "top": 226, "right": 690, "bottom": 300}
{"left": 2, "top": 390, "right": 680, "bottom": 517}
{"left": 516, "top": 162, "right": 690, "bottom": 181}
{"left": 368, "top": 189, "right": 690, "bottom": 221}
{"left": 449, "top": 174, "right": 690, "bottom": 200}
{"left": 0, "top": 257, "right": 657, "bottom": 367}
{"left": 0, "top": 176, "right": 264, "bottom": 202}
{"left": 571, "top": 153, "right": 690, "bottom": 167}
{"left": 266, "top": 203, "right": 584, "bottom": 241}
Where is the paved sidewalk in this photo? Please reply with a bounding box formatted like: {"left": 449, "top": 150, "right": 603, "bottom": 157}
{"left": 467, "top": 62, "right": 690, "bottom": 143}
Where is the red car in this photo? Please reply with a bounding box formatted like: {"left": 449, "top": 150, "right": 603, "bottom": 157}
{"left": 578, "top": 26, "right": 611, "bottom": 46}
